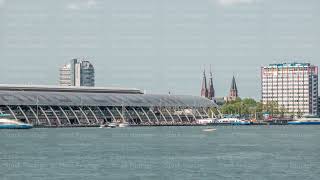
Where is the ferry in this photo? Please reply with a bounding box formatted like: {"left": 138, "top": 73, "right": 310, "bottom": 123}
{"left": 288, "top": 115, "right": 320, "bottom": 125}
{"left": 0, "top": 114, "right": 33, "bottom": 129}
{"left": 214, "top": 118, "right": 250, "bottom": 125}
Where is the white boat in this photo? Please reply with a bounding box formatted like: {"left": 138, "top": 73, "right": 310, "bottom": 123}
{"left": 107, "top": 123, "right": 117, "bottom": 128}
{"left": 118, "top": 122, "right": 129, "bottom": 128}
{"left": 196, "top": 118, "right": 215, "bottom": 125}
{"left": 99, "top": 124, "right": 106, "bottom": 128}
{"left": 215, "top": 118, "right": 250, "bottom": 125}
{"left": 0, "top": 114, "right": 33, "bottom": 129}
{"left": 288, "top": 115, "right": 320, "bottom": 125}
{"left": 202, "top": 128, "right": 216, "bottom": 132}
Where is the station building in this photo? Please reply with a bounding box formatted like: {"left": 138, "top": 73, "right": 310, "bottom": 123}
{"left": 0, "top": 85, "right": 217, "bottom": 126}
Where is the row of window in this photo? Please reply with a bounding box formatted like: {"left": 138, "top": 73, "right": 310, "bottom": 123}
{"left": 262, "top": 76, "right": 311, "bottom": 79}
{"left": 262, "top": 92, "right": 310, "bottom": 94}
{"left": 263, "top": 98, "right": 310, "bottom": 100}
{"left": 262, "top": 74, "right": 313, "bottom": 78}
{"left": 263, "top": 67, "right": 311, "bottom": 70}
{"left": 263, "top": 95, "right": 310, "bottom": 98}
{"left": 262, "top": 99, "right": 309, "bottom": 102}
{"left": 262, "top": 83, "right": 310, "bottom": 86}
{"left": 262, "top": 89, "right": 310, "bottom": 91}
{"left": 261, "top": 104, "right": 310, "bottom": 107}
{"left": 262, "top": 80, "right": 311, "bottom": 82}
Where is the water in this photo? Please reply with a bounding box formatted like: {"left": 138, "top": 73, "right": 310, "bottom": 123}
{"left": 1, "top": 126, "right": 319, "bottom": 180}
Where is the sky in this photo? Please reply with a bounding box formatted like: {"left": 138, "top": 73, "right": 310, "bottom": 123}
{"left": 0, "top": 0, "right": 319, "bottom": 99}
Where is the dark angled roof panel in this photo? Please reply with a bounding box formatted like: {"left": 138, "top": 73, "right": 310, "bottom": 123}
{"left": 0, "top": 91, "right": 216, "bottom": 108}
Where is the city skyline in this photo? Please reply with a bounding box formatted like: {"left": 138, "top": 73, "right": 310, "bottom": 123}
{"left": 1, "top": 1, "right": 320, "bottom": 180}
{"left": 1, "top": 0, "right": 320, "bottom": 98}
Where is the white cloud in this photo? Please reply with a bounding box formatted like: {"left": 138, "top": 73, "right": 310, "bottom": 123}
{"left": 67, "top": 0, "right": 97, "bottom": 10}
{"left": 218, "top": 0, "right": 258, "bottom": 6}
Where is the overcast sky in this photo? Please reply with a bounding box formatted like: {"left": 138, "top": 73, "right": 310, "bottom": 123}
{"left": 0, "top": 0, "right": 319, "bottom": 99}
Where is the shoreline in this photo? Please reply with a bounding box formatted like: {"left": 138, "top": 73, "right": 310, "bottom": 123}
{"left": 31, "top": 123, "right": 305, "bottom": 128}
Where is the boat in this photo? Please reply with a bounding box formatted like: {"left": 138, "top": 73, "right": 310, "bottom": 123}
{"left": 107, "top": 122, "right": 117, "bottom": 128}
{"left": 100, "top": 122, "right": 119, "bottom": 128}
{"left": 0, "top": 114, "right": 33, "bottom": 129}
{"left": 196, "top": 118, "right": 215, "bottom": 125}
{"left": 214, "top": 118, "right": 250, "bottom": 125}
{"left": 288, "top": 115, "right": 320, "bottom": 125}
{"left": 118, "top": 122, "right": 129, "bottom": 128}
{"left": 99, "top": 124, "right": 106, "bottom": 128}
{"left": 202, "top": 128, "right": 216, "bottom": 132}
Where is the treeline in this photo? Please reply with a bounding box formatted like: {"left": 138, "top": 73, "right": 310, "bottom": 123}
{"left": 218, "top": 98, "right": 295, "bottom": 119}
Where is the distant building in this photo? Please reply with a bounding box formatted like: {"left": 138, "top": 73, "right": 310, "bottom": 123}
{"left": 318, "top": 96, "right": 320, "bottom": 116}
{"left": 201, "top": 68, "right": 215, "bottom": 101}
{"left": 225, "top": 76, "right": 239, "bottom": 102}
{"left": 200, "top": 70, "right": 209, "bottom": 98}
{"left": 208, "top": 69, "right": 215, "bottom": 101}
{"left": 0, "top": 85, "right": 216, "bottom": 126}
{"left": 261, "top": 63, "right": 318, "bottom": 116}
{"left": 59, "top": 59, "right": 95, "bottom": 87}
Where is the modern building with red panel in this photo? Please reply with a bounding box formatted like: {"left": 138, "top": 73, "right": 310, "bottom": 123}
{"left": 261, "top": 63, "right": 318, "bottom": 116}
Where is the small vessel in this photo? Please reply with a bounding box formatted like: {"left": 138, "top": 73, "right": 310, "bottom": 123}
{"left": 202, "top": 128, "right": 216, "bottom": 132}
{"left": 99, "top": 124, "right": 106, "bottom": 128}
{"left": 0, "top": 114, "right": 33, "bottom": 129}
{"left": 288, "top": 115, "right": 320, "bottom": 125}
{"left": 214, "top": 118, "right": 250, "bottom": 125}
{"left": 196, "top": 118, "right": 215, "bottom": 125}
{"left": 100, "top": 122, "right": 119, "bottom": 128}
{"left": 118, "top": 122, "right": 129, "bottom": 128}
{"left": 107, "top": 122, "right": 117, "bottom": 128}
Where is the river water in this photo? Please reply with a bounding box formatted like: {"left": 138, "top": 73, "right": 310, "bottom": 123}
{"left": 1, "top": 126, "right": 319, "bottom": 180}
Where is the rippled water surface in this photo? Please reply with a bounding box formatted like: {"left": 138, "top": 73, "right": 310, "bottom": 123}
{"left": 1, "top": 126, "right": 320, "bottom": 180}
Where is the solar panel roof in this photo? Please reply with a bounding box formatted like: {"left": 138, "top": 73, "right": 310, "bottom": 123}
{"left": 0, "top": 91, "right": 216, "bottom": 108}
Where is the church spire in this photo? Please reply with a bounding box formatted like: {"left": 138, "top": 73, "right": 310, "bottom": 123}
{"left": 201, "top": 69, "right": 208, "bottom": 98}
{"left": 228, "top": 75, "right": 238, "bottom": 101}
{"left": 208, "top": 65, "right": 215, "bottom": 101}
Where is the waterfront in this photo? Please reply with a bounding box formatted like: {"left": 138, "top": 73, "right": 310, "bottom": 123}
{"left": 1, "top": 126, "right": 320, "bottom": 180}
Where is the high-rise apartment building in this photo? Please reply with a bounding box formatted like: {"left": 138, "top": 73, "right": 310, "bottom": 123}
{"left": 261, "top": 63, "right": 318, "bottom": 115}
{"left": 318, "top": 96, "right": 320, "bottom": 116}
{"left": 59, "top": 59, "right": 95, "bottom": 87}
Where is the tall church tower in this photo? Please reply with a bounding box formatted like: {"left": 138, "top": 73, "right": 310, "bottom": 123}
{"left": 208, "top": 67, "right": 215, "bottom": 101}
{"left": 227, "top": 76, "right": 239, "bottom": 101}
{"left": 201, "top": 70, "right": 208, "bottom": 98}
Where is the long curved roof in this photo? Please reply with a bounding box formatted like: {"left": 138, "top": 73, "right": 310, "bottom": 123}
{"left": 0, "top": 91, "right": 216, "bottom": 108}
{"left": 0, "top": 84, "right": 142, "bottom": 94}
